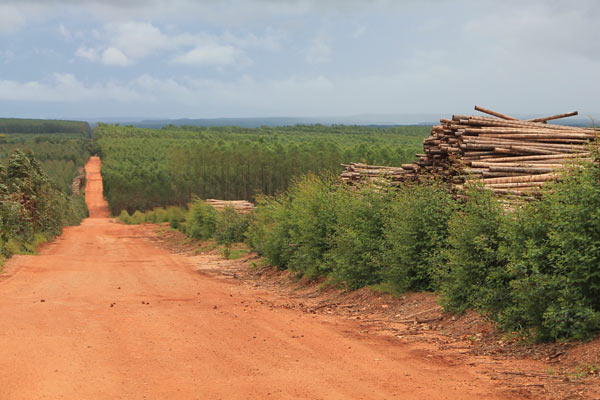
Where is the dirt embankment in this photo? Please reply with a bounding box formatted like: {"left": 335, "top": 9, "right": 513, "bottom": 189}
{"left": 0, "top": 156, "right": 596, "bottom": 399}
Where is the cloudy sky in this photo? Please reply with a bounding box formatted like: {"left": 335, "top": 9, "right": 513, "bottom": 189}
{"left": 0, "top": 0, "right": 598, "bottom": 120}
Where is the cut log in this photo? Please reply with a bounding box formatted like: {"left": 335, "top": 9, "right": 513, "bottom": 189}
{"left": 528, "top": 111, "right": 578, "bottom": 123}
{"left": 474, "top": 106, "right": 518, "bottom": 120}
{"left": 467, "top": 173, "right": 559, "bottom": 185}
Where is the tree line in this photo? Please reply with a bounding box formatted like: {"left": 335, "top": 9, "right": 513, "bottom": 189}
{"left": 0, "top": 118, "right": 91, "bottom": 136}
{"left": 95, "top": 124, "right": 429, "bottom": 214}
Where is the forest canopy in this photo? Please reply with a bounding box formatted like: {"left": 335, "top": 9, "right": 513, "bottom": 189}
{"left": 95, "top": 123, "right": 429, "bottom": 214}
{"left": 0, "top": 118, "right": 91, "bottom": 136}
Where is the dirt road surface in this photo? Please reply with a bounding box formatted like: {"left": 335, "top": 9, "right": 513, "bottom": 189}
{"left": 0, "top": 156, "right": 521, "bottom": 399}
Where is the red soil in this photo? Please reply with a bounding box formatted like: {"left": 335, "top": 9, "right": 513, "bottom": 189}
{"left": 0, "top": 156, "right": 536, "bottom": 399}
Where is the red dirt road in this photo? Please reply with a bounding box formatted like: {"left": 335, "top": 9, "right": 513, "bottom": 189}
{"left": 0, "top": 157, "right": 518, "bottom": 399}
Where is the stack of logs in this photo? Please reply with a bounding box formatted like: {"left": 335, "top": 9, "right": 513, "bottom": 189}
{"left": 71, "top": 168, "right": 85, "bottom": 195}
{"left": 341, "top": 106, "right": 598, "bottom": 202}
{"left": 205, "top": 199, "right": 256, "bottom": 213}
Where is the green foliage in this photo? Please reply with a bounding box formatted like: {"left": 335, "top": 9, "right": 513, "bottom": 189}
{"left": 0, "top": 118, "right": 90, "bottom": 136}
{"left": 245, "top": 162, "right": 600, "bottom": 342}
{"left": 94, "top": 123, "right": 429, "bottom": 214}
{"left": 0, "top": 150, "right": 87, "bottom": 261}
{"left": 327, "top": 185, "right": 388, "bottom": 289}
{"left": 498, "top": 164, "right": 600, "bottom": 341}
{"left": 285, "top": 174, "right": 338, "bottom": 278}
{"left": 186, "top": 199, "right": 218, "bottom": 240}
{"left": 0, "top": 133, "right": 91, "bottom": 193}
{"left": 383, "top": 182, "right": 455, "bottom": 292}
{"left": 214, "top": 207, "right": 252, "bottom": 245}
{"left": 436, "top": 187, "right": 510, "bottom": 315}
{"left": 436, "top": 164, "right": 600, "bottom": 341}
{"left": 167, "top": 206, "right": 186, "bottom": 229}
{"left": 130, "top": 210, "right": 146, "bottom": 225}
{"left": 245, "top": 194, "right": 293, "bottom": 269}
{"left": 119, "top": 209, "right": 131, "bottom": 224}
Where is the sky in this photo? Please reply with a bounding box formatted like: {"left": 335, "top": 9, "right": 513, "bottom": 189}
{"left": 0, "top": 0, "right": 598, "bottom": 120}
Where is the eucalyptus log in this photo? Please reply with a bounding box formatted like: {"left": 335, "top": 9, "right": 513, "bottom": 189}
{"left": 474, "top": 106, "right": 518, "bottom": 120}
{"left": 528, "top": 111, "right": 578, "bottom": 123}
{"left": 468, "top": 173, "right": 559, "bottom": 185}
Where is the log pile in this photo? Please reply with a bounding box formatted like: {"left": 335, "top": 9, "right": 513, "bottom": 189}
{"left": 71, "top": 167, "right": 85, "bottom": 195}
{"left": 205, "top": 199, "right": 256, "bottom": 213}
{"left": 341, "top": 106, "right": 598, "bottom": 201}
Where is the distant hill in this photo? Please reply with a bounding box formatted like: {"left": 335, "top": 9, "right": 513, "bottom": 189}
{"left": 0, "top": 118, "right": 91, "bottom": 136}
{"left": 88, "top": 112, "right": 599, "bottom": 129}
{"left": 98, "top": 115, "right": 440, "bottom": 129}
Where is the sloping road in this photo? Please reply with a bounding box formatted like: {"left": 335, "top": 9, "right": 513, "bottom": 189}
{"left": 0, "top": 156, "right": 516, "bottom": 399}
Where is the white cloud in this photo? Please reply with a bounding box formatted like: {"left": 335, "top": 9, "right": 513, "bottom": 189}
{"left": 0, "top": 5, "right": 26, "bottom": 34}
{"left": 58, "top": 24, "right": 72, "bottom": 39}
{"left": 101, "top": 47, "right": 130, "bottom": 66}
{"left": 171, "top": 44, "right": 238, "bottom": 66}
{"left": 105, "top": 21, "right": 173, "bottom": 59}
{"left": 0, "top": 73, "right": 142, "bottom": 102}
{"left": 73, "top": 21, "right": 263, "bottom": 68}
{"left": 305, "top": 38, "right": 331, "bottom": 64}
{"left": 75, "top": 47, "right": 98, "bottom": 61}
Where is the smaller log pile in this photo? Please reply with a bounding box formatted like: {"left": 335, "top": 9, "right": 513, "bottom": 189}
{"left": 205, "top": 199, "right": 256, "bottom": 213}
{"left": 341, "top": 106, "right": 598, "bottom": 201}
{"left": 340, "top": 163, "right": 413, "bottom": 185}
{"left": 71, "top": 167, "right": 85, "bottom": 195}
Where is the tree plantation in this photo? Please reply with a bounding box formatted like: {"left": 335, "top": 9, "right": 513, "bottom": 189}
{"left": 0, "top": 118, "right": 91, "bottom": 136}
{"left": 95, "top": 124, "right": 428, "bottom": 214}
{"left": 0, "top": 133, "right": 91, "bottom": 194}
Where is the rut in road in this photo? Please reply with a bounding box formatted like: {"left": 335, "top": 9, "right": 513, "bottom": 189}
{"left": 0, "top": 156, "right": 517, "bottom": 399}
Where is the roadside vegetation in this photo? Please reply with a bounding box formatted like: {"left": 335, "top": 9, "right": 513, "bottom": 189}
{"left": 0, "top": 133, "right": 91, "bottom": 193}
{"left": 244, "top": 163, "right": 600, "bottom": 342}
{"left": 0, "top": 150, "right": 88, "bottom": 265}
{"left": 121, "top": 161, "right": 600, "bottom": 342}
{"left": 0, "top": 124, "right": 91, "bottom": 266}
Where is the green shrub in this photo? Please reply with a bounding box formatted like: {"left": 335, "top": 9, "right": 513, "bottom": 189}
{"left": 130, "top": 210, "right": 145, "bottom": 224}
{"left": 383, "top": 182, "right": 455, "bottom": 292}
{"left": 245, "top": 193, "right": 293, "bottom": 268}
{"left": 285, "top": 174, "right": 337, "bottom": 278}
{"left": 186, "top": 199, "right": 218, "bottom": 240}
{"left": 23, "top": 233, "right": 48, "bottom": 253}
{"left": 4, "top": 238, "right": 23, "bottom": 255}
{"left": 153, "top": 207, "right": 169, "bottom": 223}
{"left": 499, "top": 164, "right": 600, "bottom": 341}
{"left": 436, "top": 186, "right": 510, "bottom": 315}
{"left": 144, "top": 210, "right": 156, "bottom": 223}
{"left": 215, "top": 207, "right": 251, "bottom": 245}
{"left": 119, "top": 209, "right": 131, "bottom": 224}
{"left": 327, "top": 185, "right": 387, "bottom": 289}
{"left": 167, "top": 206, "right": 186, "bottom": 228}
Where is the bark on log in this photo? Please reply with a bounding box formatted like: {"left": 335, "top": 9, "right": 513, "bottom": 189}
{"left": 528, "top": 111, "right": 578, "bottom": 123}
{"left": 474, "top": 106, "right": 518, "bottom": 120}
